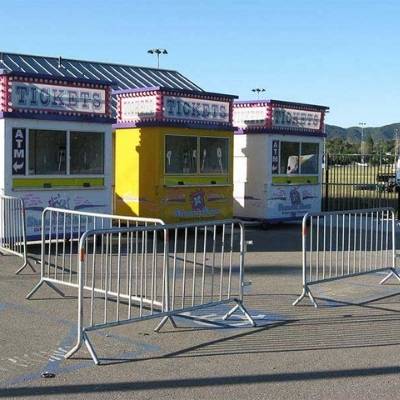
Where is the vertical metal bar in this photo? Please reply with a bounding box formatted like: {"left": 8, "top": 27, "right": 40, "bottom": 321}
{"left": 191, "top": 227, "right": 198, "bottom": 306}
{"left": 211, "top": 225, "right": 217, "bottom": 300}
{"left": 391, "top": 209, "right": 396, "bottom": 270}
{"left": 322, "top": 215, "right": 326, "bottom": 280}
{"left": 341, "top": 213, "right": 345, "bottom": 276}
{"left": 347, "top": 212, "right": 351, "bottom": 274}
{"left": 385, "top": 209, "right": 389, "bottom": 268}
{"left": 364, "top": 212, "right": 368, "bottom": 271}
{"left": 201, "top": 226, "right": 207, "bottom": 304}
{"left": 172, "top": 228, "right": 178, "bottom": 310}
{"left": 353, "top": 212, "right": 357, "bottom": 274}
{"left": 329, "top": 214, "right": 333, "bottom": 278}
{"left": 316, "top": 216, "right": 320, "bottom": 281}
{"left": 309, "top": 216, "right": 313, "bottom": 280}
{"left": 116, "top": 230, "right": 122, "bottom": 322}
{"left": 228, "top": 222, "right": 234, "bottom": 299}
{"left": 53, "top": 212, "right": 59, "bottom": 280}
{"left": 150, "top": 229, "right": 157, "bottom": 314}
{"left": 380, "top": 210, "right": 384, "bottom": 269}
{"left": 181, "top": 228, "right": 188, "bottom": 309}
{"left": 369, "top": 211, "right": 374, "bottom": 271}
{"left": 90, "top": 233, "right": 97, "bottom": 327}
{"left": 103, "top": 233, "right": 110, "bottom": 324}
{"left": 219, "top": 224, "right": 226, "bottom": 301}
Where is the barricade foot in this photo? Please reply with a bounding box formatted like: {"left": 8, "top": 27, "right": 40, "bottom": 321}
{"left": 15, "top": 259, "right": 36, "bottom": 275}
{"left": 154, "top": 316, "right": 177, "bottom": 332}
{"left": 379, "top": 269, "right": 400, "bottom": 285}
{"left": 293, "top": 287, "right": 318, "bottom": 307}
{"left": 65, "top": 332, "right": 99, "bottom": 365}
{"left": 26, "top": 280, "right": 65, "bottom": 299}
{"left": 223, "top": 299, "right": 256, "bottom": 327}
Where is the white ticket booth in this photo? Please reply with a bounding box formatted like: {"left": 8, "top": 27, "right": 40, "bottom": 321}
{"left": 233, "top": 99, "right": 329, "bottom": 224}
{"left": 0, "top": 71, "right": 114, "bottom": 240}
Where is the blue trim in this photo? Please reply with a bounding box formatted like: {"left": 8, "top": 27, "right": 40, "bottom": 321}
{"left": 113, "top": 120, "right": 234, "bottom": 131}
{"left": 234, "top": 127, "right": 326, "bottom": 137}
{"left": 114, "top": 86, "right": 238, "bottom": 100}
{"left": 234, "top": 99, "right": 329, "bottom": 111}
{"left": 1, "top": 111, "right": 115, "bottom": 124}
{"left": 2, "top": 70, "right": 114, "bottom": 87}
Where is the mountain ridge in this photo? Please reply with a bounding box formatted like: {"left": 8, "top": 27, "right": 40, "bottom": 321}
{"left": 325, "top": 123, "right": 400, "bottom": 143}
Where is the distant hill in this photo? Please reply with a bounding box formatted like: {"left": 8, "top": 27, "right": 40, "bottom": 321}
{"left": 326, "top": 123, "right": 400, "bottom": 143}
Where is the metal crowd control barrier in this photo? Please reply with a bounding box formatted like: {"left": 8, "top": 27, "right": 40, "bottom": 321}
{"left": 293, "top": 208, "right": 399, "bottom": 307}
{"left": 0, "top": 194, "right": 34, "bottom": 274}
{"left": 64, "top": 219, "right": 255, "bottom": 365}
{"left": 26, "top": 207, "right": 164, "bottom": 299}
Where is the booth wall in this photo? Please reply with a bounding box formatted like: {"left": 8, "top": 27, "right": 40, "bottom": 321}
{"left": 114, "top": 126, "right": 233, "bottom": 223}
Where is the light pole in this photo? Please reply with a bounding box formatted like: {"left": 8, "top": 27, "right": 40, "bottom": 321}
{"left": 394, "top": 128, "right": 399, "bottom": 159}
{"left": 359, "top": 122, "right": 366, "bottom": 164}
{"left": 147, "top": 48, "right": 168, "bottom": 69}
{"left": 251, "top": 88, "right": 266, "bottom": 99}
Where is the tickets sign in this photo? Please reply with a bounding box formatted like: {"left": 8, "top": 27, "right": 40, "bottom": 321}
{"left": 272, "top": 107, "right": 322, "bottom": 131}
{"left": 163, "top": 96, "right": 229, "bottom": 123}
{"left": 11, "top": 82, "right": 106, "bottom": 114}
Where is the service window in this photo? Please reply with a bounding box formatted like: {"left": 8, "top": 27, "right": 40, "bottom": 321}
{"left": 277, "top": 141, "right": 319, "bottom": 175}
{"left": 280, "top": 142, "right": 300, "bottom": 174}
{"left": 165, "top": 135, "right": 197, "bottom": 174}
{"left": 300, "top": 142, "right": 319, "bottom": 174}
{"left": 29, "top": 130, "right": 67, "bottom": 175}
{"left": 70, "top": 132, "right": 104, "bottom": 174}
{"left": 200, "top": 137, "right": 229, "bottom": 174}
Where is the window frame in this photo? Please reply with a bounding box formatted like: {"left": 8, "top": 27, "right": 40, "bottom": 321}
{"left": 164, "top": 134, "right": 230, "bottom": 176}
{"left": 26, "top": 128, "right": 105, "bottom": 177}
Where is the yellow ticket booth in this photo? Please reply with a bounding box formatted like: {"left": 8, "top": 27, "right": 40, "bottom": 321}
{"left": 114, "top": 87, "right": 237, "bottom": 222}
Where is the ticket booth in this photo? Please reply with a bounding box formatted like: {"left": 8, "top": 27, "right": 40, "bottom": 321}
{"left": 114, "top": 87, "right": 237, "bottom": 222}
{"left": 233, "top": 99, "right": 329, "bottom": 223}
{"left": 0, "top": 71, "right": 114, "bottom": 240}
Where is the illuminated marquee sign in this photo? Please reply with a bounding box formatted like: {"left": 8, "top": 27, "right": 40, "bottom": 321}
{"left": 233, "top": 106, "right": 266, "bottom": 129}
{"left": 163, "top": 96, "right": 229, "bottom": 123}
{"left": 120, "top": 95, "right": 157, "bottom": 121}
{"left": 10, "top": 81, "right": 107, "bottom": 114}
{"left": 272, "top": 107, "right": 322, "bottom": 131}
{"left": 117, "top": 88, "right": 234, "bottom": 126}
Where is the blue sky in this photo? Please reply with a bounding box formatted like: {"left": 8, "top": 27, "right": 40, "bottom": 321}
{"left": 2, "top": 0, "right": 399, "bottom": 127}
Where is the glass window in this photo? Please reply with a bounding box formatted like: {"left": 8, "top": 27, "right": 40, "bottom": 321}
{"left": 165, "top": 135, "right": 197, "bottom": 174}
{"left": 200, "top": 137, "right": 229, "bottom": 174}
{"left": 70, "top": 132, "right": 104, "bottom": 174}
{"left": 300, "top": 142, "right": 319, "bottom": 174}
{"left": 280, "top": 142, "right": 300, "bottom": 175}
{"left": 29, "top": 130, "right": 66, "bottom": 175}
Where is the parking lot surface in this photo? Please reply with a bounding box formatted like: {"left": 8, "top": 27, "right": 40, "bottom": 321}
{"left": 1, "top": 223, "right": 400, "bottom": 399}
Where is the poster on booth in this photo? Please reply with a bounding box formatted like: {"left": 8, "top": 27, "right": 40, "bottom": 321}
{"left": 20, "top": 191, "right": 110, "bottom": 240}
{"left": 163, "top": 188, "right": 232, "bottom": 221}
{"left": 266, "top": 184, "right": 320, "bottom": 220}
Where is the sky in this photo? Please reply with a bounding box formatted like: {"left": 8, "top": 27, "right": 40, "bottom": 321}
{"left": 1, "top": 0, "right": 399, "bottom": 128}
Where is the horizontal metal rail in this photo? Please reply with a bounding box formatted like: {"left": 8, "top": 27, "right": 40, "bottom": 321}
{"left": 65, "top": 219, "right": 255, "bottom": 364}
{"left": 293, "top": 208, "right": 399, "bottom": 307}
{"left": 26, "top": 207, "right": 165, "bottom": 299}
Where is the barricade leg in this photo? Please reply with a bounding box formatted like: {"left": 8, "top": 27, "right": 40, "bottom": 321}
{"left": 380, "top": 268, "right": 400, "bottom": 285}
{"left": 154, "top": 316, "right": 178, "bottom": 332}
{"left": 222, "top": 298, "right": 256, "bottom": 326}
{"left": 26, "top": 280, "right": 65, "bottom": 299}
{"left": 15, "top": 259, "right": 36, "bottom": 275}
{"left": 65, "top": 331, "right": 99, "bottom": 365}
{"left": 293, "top": 286, "right": 318, "bottom": 307}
